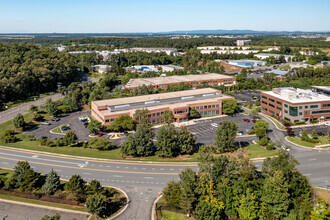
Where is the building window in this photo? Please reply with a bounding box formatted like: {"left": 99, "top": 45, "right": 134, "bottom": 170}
{"left": 284, "top": 110, "right": 288, "bottom": 113}
{"left": 262, "top": 96, "right": 267, "bottom": 100}
{"left": 105, "top": 119, "right": 109, "bottom": 122}
{"left": 276, "top": 107, "right": 282, "bottom": 110}
{"left": 152, "top": 113, "right": 156, "bottom": 117}
{"left": 204, "top": 111, "right": 208, "bottom": 116}
{"left": 305, "top": 106, "right": 308, "bottom": 109}
{"left": 311, "top": 110, "right": 330, "bottom": 114}
{"left": 299, "top": 112, "right": 302, "bottom": 115}
{"left": 299, "top": 106, "right": 302, "bottom": 109}
{"left": 289, "top": 106, "right": 298, "bottom": 116}
{"left": 208, "top": 111, "right": 211, "bottom": 116}
{"left": 323, "top": 104, "right": 330, "bottom": 108}
{"left": 157, "top": 113, "right": 160, "bottom": 117}
{"left": 262, "top": 101, "right": 267, "bottom": 105}
{"left": 156, "top": 119, "right": 160, "bottom": 123}
{"left": 284, "top": 104, "right": 288, "bottom": 108}
{"left": 269, "top": 103, "right": 275, "bottom": 108}
{"left": 200, "top": 106, "right": 204, "bottom": 110}
{"left": 208, "top": 105, "right": 211, "bottom": 109}
{"left": 284, "top": 117, "right": 290, "bottom": 122}
{"left": 200, "top": 112, "right": 204, "bottom": 116}
{"left": 196, "top": 106, "right": 199, "bottom": 110}
{"left": 204, "top": 106, "right": 207, "bottom": 109}
{"left": 216, "top": 104, "right": 219, "bottom": 108}
{"left": 269, "top": 110, "right": 275, "bottom": 114}
{"left": 148, "top": 114, "right": 151, "bottom": 118}
{"left": 276, "top": 101, "right": 282, "bottom": 105}
{"left": 310, "top": 105, "right": 318, "bottom": 108}
{"left": 269, "top": 98, "right": 275, "bottom": 102}
{"left": 212, "top": 110, "right": 215, "bottom": 115}
{"left": 212, "top": 105, "right": 215, "bottom": 108}
{"left": 216, "top": 110, "right": 219, "bottom": 115}
{"left": 111, "top": 119, "right": 114, "bottom": 122}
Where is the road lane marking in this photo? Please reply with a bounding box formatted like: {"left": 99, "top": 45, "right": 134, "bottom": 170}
{"left": 0, "top": 146, "right": 197, "bottom": 167}
{"left": 144, "top": 177, "right": 154, "bottom": 179}
{"left": 82, "top": 173, "right": 91, "bottom": 175}
{"left": 113, "top": 175, "right": 123, "bottom": 177}
{"left": 309, "top": 158, "right": 317, "bottom": 161}
{"left": 0, "top": 156, "right": 179, "bottom": 175}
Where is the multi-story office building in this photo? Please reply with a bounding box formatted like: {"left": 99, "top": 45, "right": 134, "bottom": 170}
{"left": 260, "top": 87, "right": 330, "bottom": 123}
{"left": 125, "top": 73, "right": 236, "bottom": 91}
{"left": 91, "top": 88, "right": 234, "bottom": 125}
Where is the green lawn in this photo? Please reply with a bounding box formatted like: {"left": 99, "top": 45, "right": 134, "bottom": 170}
{"left": 156, "top": 196, "right": 189, "bottom": 220}
{"left": 50, "top": 124, "right": 69, "bottom": 134}
{"left": 262, "top": 114, "right": 286, "bottom": 130}
{"left": 313, "top": 187, "right": 330, "bottom": 204}
{"left": 287, "top": 136, "right": 330, "bottom": 148}
{"left": 246, "top": 143, "right": 279, "bottom": 159}
{"left": 278, "top": 65, "right": 291, "bottom": 70}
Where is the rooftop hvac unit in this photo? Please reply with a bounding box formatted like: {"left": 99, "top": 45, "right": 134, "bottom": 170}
{"left": 203, "top": 93, "right": 215, "bottom": 97}
{"left": 181, "top": 96, "right": 194, "bottom": 100}
{"left": 114, "top": 104, "right": 130, "bottom": 109}
{"left": 145, "top": 100, "right": 160, "bottom": 105}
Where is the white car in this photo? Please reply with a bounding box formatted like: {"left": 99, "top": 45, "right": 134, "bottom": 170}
{"left": 281, "top": 146, "right": 291, "bottom": 152}
{"left": 211, "top": 123, "right": 219, "bottom": 128}
{"left": 324, "top": 122, "right": 330, "bottom": 126}
{"left": 79, "top": 116, "right": 88, "bottom": 122}
{"left": 41, "top": 122, "right": 50, "bottom": 125}
{"left": 236, "top": 131, "right": 243, "bottom": 136}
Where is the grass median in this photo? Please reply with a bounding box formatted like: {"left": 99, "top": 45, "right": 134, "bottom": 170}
{"left": 50, "top": 124, "right": 69, "bottom": 134}
{"left": 287, "top": 136, "right": 330, "bottom": 148}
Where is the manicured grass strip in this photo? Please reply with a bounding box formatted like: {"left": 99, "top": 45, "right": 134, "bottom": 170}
{"left": 287, "top": 136, "right": 315, "bottom": 148}
{"left": 262, "top": 114, "right": 286, "bottom": 130}
{"left": 0, "top": 194, "right": 88, "bottom": 212}
{"left": 246, "top": 143, "right": 279, "bottom": 159}
{"left": 51, "top": 124, "right": 69, "bottom": 134}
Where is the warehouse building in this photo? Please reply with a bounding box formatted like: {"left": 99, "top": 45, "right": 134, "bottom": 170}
{"left": 260, "top": 87, "right": 330, "bottom": 123}
{"left": 125, "top": 73, "right": 236, "bottom": 91}
{"left": 91, "top": 88, "right": 234, "bottom": 125}
{"left": 227, "top": 60, "right": 267, "bottom": 67}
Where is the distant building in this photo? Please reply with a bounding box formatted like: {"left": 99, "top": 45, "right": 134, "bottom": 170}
{"left": 200, "top": 50, "right": 258, "bottom": 55}
{"left": 197, "top": 46, "right": 250, "bottom": 50}
{"left": 227, "top": 60, "right": 266, "bottom": 67}
{"left": 236, "top": 39, "right": 252, "bottom": 46}
{"left": 93, "top": 65, "right": 111, "bottom": 74}
{"left": 124, "top": 48, "right": 178, "bottom": 55}
{"left": 264, "top": 69, "right": 289, "bottom": 79}
{"left": 260, "top": 87, "right": 330, "bottom": 123}
{"left": 262, "top": 47, "right": 279, "bottom": 52}
{"left": 126, "top": 65, "right": 184, "bottom": 74}
{"left": 254, "top": 53, "right": 294, "bottom": 62}
{"left": 299, "top": 51, "right": 319, "bottom": 55}
{"left": 125, "top": 73, "right": 236, "bottom": 91}
{"left": 91, "top": 88, "right": 234, "bottom": 125}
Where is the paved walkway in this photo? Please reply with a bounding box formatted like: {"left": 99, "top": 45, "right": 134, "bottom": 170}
{"left": 0, "top": 93, "right": 63, "bottom": 124}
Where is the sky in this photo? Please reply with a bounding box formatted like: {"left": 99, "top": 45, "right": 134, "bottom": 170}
{"left": 0, "top": 0, "right": 329, "bottom": 33}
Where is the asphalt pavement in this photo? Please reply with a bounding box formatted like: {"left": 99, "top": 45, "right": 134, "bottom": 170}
{"left": 0, "top": 93, "right": 63, "bottom": 124}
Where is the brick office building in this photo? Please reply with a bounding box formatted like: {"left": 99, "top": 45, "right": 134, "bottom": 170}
{"left": 91, "top": 88, "right": 234, "bottom": 126}
{"left": 125, "top": 73, "right": 236, "bottom": 91}
{"left": 260, "top": 87, "right": 330, "bottom": 123}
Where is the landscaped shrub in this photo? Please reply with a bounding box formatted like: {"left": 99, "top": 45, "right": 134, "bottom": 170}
{"left": 310, "top": 119, "right": 318, "bottom": 124}
{"left": 294, "top": 121, "right": 306, "bottom": 125}
{"left": 0, "top": 130, "right": 17, "bottom": 143}
{"left": 266, "top": 143, "right": 276, "bottom": 150}
{"left": 259, "top": 137, "right": 268, "bottom": 146}
{"left": 46, "top": 140, "right": 56, "bottom": 147}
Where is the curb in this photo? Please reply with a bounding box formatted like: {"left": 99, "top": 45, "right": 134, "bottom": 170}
{"left": 284, "top": 136, "right": 326, "bottom": 150}
{"left": 151, "top": 194, "right": 163, "bottom": 220}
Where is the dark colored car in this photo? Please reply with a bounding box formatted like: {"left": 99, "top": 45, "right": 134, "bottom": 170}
{"left": 84, "top": 122, "right": 89, "bottom": 128}
{"left": 39, "top": 136, "right": 47, "bottom": 139}
{"left": 52, "top": 117, "right": 60, "bottom": 122}
{"left": 252, "top": 119, "right": 256, "bottom": 123}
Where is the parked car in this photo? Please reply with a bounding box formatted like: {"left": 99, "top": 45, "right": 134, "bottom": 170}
{"left": 211, "top": 123, "right": 219, "bottom": 128}
{"left": 236, "top": 131, "right": 243, "bottom": 136}
{"left": 83, "top": 122, "right": 89, "bottom": 128}
{"left": 61, "top": 126, "right": 70, "bottom": 131}
{"left": 317, "top": 132, "right": 324, "bottom": 136}
{"left": 245, "top": 128, "right": 251, "bottom": 132}
{"left": 41, "top": 122, "right": 50, "bottom": 125}
{"left": 243, "top": 119, "right": 250, "bottom": 122}
{"left": 252, "top": 119, "right": 256, "bottom": 123}
{"left": 39, "top": 136, "right": 47, "bottom": 139}
{"left": 97, "top": 133, "right": 103, "bottom": 137}
{"left": 281, "top": 146, "right": 291, "bottom": 152}
{"left": 325, "top": 122, "right": 330, "bottom": 126}
{"left": 79, "top": 116, "right": 88, "bottom": 122}
{"left": 52, "top": 117, "right": 60, "bottom": 122}
{"left": 253, "top": 96, "right": 258, "bottom": 99}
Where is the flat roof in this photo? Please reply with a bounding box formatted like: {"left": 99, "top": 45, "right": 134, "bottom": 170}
{"left": 262, "top": 87, "right": 330, "bottom": 104}
{"left": 126, "top": 73, "right": 235, "bottom": 88}
{"left": 93, "top": 88, "right": 232, "bottom": 117}
{"left": 312, "top": 86, "right": 330, "bottom": 93}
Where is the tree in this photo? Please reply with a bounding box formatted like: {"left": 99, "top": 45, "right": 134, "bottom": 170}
{"left": 238, "top": 189, "right": 260, "bottom": 220}
{"left": 107, "top": 115, "right": 135, "bottom": 132}
{"left": 214, "top": 120, "right": 239, "bottom": 153}
{"left": 29, "top": 105, "right": 39, "bottom": 113}
{"left": 261, "top": 170, "right": 290, "bottom": 219}
{"left": 121, "top": 123, "right": 155, "bottom": 157}
{"left": 134, "top": 108, "right": 149, "bottom": 124}
{"left": 311, "top": 129, "right": 318, "bottom": 140}
{"left": 88, "top": 138, "right": 113, "bottom": 150}
{"left": 65, "top": 175, "right": 86, "bottom": 201}
{"left": 162, "top": 110, "right": 174, "bottom": 125}
{"left": 0, "top": 130, "right": 17, "bottom": 143}
{"left": 195, "top": 199, "right": 224, "bottom": 220}
{"left": 13, "top": 113, "right": 25, "bottom": 129}
{"left": 156, "top": 125, "right": 179, "bottom": 157}
{"left": 259, "top": 137, "right": 268, "bottom": 146}
{"left": 179, "top": 168, "right": 198, "bottom": 214}
{"left": 255, "top": 99, "right": 260, "bottom": 106}
{"left": 46, "top": 101, "right": 59, "bottom": 116}
{"left": 20, "top": 168, "right": 42, "bottom": 191}
{"left": 87, "top": 118, "right": 102, "bottom": 134}
{"left": 177, "top": 126, "right": 195, "bottom": 154}
{"left": 42, "top": 169, "right": 60, "bottom": 195}
{"left": 254, "top": 119, "right": 269, "bottom": 140}
{"left": 189, "top": 108, "right": 198, "bottom": 117}
{"left": 162, "top": 180, "right": 182, "bottom": 208}
{"left": 86, "top": 194, "right": 109, "bottom": 217}
{"left": 62, "top": 130, "right": 77, "bottom": 146}
{"left": 87, "top": 179, "right": 103, "bottom": 195}
{"left": 222, "top": 99, "right": 238, "bottom": 115}
{"left": 13, "top": 161, "right": 31, "bottom": 188}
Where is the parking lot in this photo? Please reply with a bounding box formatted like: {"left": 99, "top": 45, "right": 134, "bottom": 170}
{"left": 186, "top": 113, "right": 258, "bottom": 145}
{"left": 290, "top": 124, "right": 330, "bottom": 137}
{"left": 231, "top": 90, "right": 261, "bottom": 104}
{"left": 26, "top": 111, "right": 91, "bottom": 142}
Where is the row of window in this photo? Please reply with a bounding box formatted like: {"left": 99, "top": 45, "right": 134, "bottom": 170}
{"left": 311, "top": 110, "right": 330, "bottom": 115}
{"left": 200, "top": 110, "right": 220, "bottom": 116}
{"left": 92, "top": 109, "right": 104, "bottom": 122}
{"left": 192, "top": 104, "right": 220, "bottom": 110}
{"left": 323, "top": 104, "right": 330, "bottom": 108}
